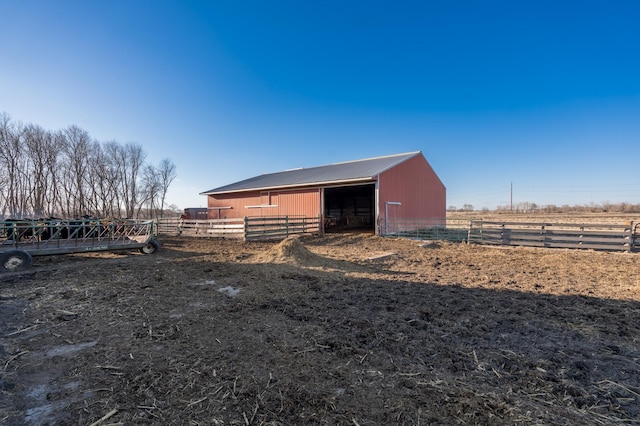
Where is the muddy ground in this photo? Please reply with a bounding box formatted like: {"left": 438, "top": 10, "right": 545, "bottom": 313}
{"left": 1, "top": 233, "right": 639, "bottom": 425}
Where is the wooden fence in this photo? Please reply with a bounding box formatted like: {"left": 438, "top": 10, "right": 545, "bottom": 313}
{"left": 245, "top": 216, "right": 321, "bottom": 240}
{"left": 156, "top": 216, "right": 640, "bottom": 252}
{"left": 156, "top": 216, "right": 321, "bottom": 241}
{"left": 157, "top": 218, "right": 245, "bottom": 238}
{"left": 468, "top": 220, "right": 636, "bottom": 252}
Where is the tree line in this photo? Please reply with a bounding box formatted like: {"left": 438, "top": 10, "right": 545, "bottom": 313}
{"left": 493, "top": 201, "right": 640, "bottom": 214}
{"left": 448, "top": 201, "right": 640, "bottom": 214}
{"left": 0, "top": 112, "right": 176, "bottom": 220}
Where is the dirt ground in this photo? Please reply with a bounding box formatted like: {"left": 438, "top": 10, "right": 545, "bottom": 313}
{"left": 1, "top": 233, "right": 639, "bottom": 425}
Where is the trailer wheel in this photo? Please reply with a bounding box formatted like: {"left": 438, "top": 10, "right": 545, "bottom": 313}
{"left": 140, "top": 239, "right": 161, "bottom": 255}
{"left": 0, "top": 250, "right": 33, "bottom": 272}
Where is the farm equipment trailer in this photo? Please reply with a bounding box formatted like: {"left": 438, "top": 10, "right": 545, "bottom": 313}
{"left": 0, "top": 218, "right": 161, "bottom": 272}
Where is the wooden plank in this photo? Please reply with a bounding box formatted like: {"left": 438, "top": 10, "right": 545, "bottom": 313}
{"left": 368, "top": 252, "right": 396, "bottom": 260}
{"left": 471, "top": 227, "right": 629, "bottom": 237}
{"left": 494, "top": 232, "right": 627, "bottom": 241}
{"left": 473, "top": 238, "right": 628, "bottom": 251}
{"left": 479, "top": 234, "right": 627, "bottom": 245}
{"left": 540, "top": 241, "right": 628, "bottom": 251}
{"left": 474, "top": 220, "right": 630, "bottom": 229}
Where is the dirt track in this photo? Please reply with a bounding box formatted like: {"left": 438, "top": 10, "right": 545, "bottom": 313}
{"left": 1, "top": 233, "right": 640, "bottom": 425}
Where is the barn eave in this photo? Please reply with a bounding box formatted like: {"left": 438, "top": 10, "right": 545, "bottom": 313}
{"left": 200, "top": 176, "right": 377, "bottom": 196}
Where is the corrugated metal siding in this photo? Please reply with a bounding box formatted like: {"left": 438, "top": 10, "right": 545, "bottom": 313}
{"left": 207, "top": 191, "right": 261, "bottom": 219}
{"left": 378, "top": 153, "right": 446, "bottom": 221}
{"left": 207, "top": 189, "right": 320, "bottom": 219}
{"left": 275, "top": 189, "right": 321, "bottom": 217}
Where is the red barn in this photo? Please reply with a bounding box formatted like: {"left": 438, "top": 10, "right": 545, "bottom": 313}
{"left": 200, "top": 151, "right": 446, "bottom": 235}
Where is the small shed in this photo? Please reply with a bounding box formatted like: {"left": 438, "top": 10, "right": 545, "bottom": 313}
{"left": 200, "top": 151, "right": 446, "bottom": 235}
{"left": 180, "top": 208, "right": 208, "bottom": 220}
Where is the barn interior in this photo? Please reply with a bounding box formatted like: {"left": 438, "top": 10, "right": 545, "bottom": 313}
{"left": 323, "top": 184, "right": 375, "bottom": 232}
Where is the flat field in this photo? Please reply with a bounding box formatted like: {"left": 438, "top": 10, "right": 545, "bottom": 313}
{"left": 447, "top": 211, "right": 640, "bottom": 225}
{"left": 1, "top": 231, "right": 639, "bottom": 425}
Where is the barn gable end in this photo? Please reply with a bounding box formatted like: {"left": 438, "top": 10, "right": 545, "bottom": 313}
{"left": 378, "top": 153, "right": 446, "bottom": 222}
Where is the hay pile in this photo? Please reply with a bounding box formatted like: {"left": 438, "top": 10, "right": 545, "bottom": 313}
{"left": 255, "top": 236, "right": 324, "bottom": 265}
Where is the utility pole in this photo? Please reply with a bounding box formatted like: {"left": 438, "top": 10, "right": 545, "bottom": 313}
{"left": 510, "top": 182, "right": 513, "bottom": 212}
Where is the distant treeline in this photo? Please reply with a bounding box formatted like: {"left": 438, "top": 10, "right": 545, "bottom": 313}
{"left": 449, "top": 201, "right": 640, "bottom": 214}
{"left": 0, "top": 112, "right": 176, "bottom": 219}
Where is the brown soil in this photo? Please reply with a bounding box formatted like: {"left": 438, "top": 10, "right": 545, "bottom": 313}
{"left": 1, "top": 233, "right": 639, "bottom": 425}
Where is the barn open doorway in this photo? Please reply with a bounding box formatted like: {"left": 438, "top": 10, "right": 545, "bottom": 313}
{"left": 323, "top": 184, "right": 375, "bottom": 233}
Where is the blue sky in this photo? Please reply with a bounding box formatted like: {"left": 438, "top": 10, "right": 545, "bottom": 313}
{"left": 1, "top": 1, "right": 639, "bottom": 210}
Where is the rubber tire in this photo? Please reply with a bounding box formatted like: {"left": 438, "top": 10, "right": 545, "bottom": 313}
{"left": 0, "top": 250, "right": 33, "bottom": 272}
{"left": 140, "top": 239, "right": 161, "bottom": 255}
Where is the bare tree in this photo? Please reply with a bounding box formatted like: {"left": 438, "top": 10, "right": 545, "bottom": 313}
{"left": 91, "top": 144, "right": 121, "bottom": 217}
{"left": 102, "top": 141, "right": 125, "bottom": 217}
{"left": 138, "top": 164, "right": 161, "bottom": 218}
{"left": 157, "top": 158, "right": 177, "bottom": 218}
{"left": 0, "top": 112, "right": 14, "bottom": 217}
{"left": 59, "top": 126, "right": 95, "bottom": 217}
{"left": 104, "top": 141, "right": 146, "bottom": 218}
{"left": 0, "top": 113, "right": 29, "bottom": 217}
{"left": 23, "top": 124, "right": 61, "bottom": 217}
{"left": 113, "top": 142, "right": 146, "bottom": 218}
{"left": 0, "top": 112, "right": 178, "bottom": 219}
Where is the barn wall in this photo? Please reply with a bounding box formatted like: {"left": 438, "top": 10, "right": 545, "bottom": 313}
{"left": 277, "top": 188, "right": 321, "bottom": 217}
{"left": 207, "top": 188, "right": 321, "bottom": 219}
{"left": 207, "top": 191, "right": 261, "bottom": 219}
{"left": 378, "top": 153, "right": 446, "bottom": 223}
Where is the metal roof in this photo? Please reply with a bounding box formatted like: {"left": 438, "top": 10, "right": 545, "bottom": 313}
{"left": 201, "top": 151, "right": 422, "bottom": 195}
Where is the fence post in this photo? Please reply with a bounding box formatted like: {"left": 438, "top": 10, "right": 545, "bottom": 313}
{"left": 244, "top": 217, "right": 249, "bottom": 240}
{"left": 501, "top": 223, "right": 507, "bottom": 245}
